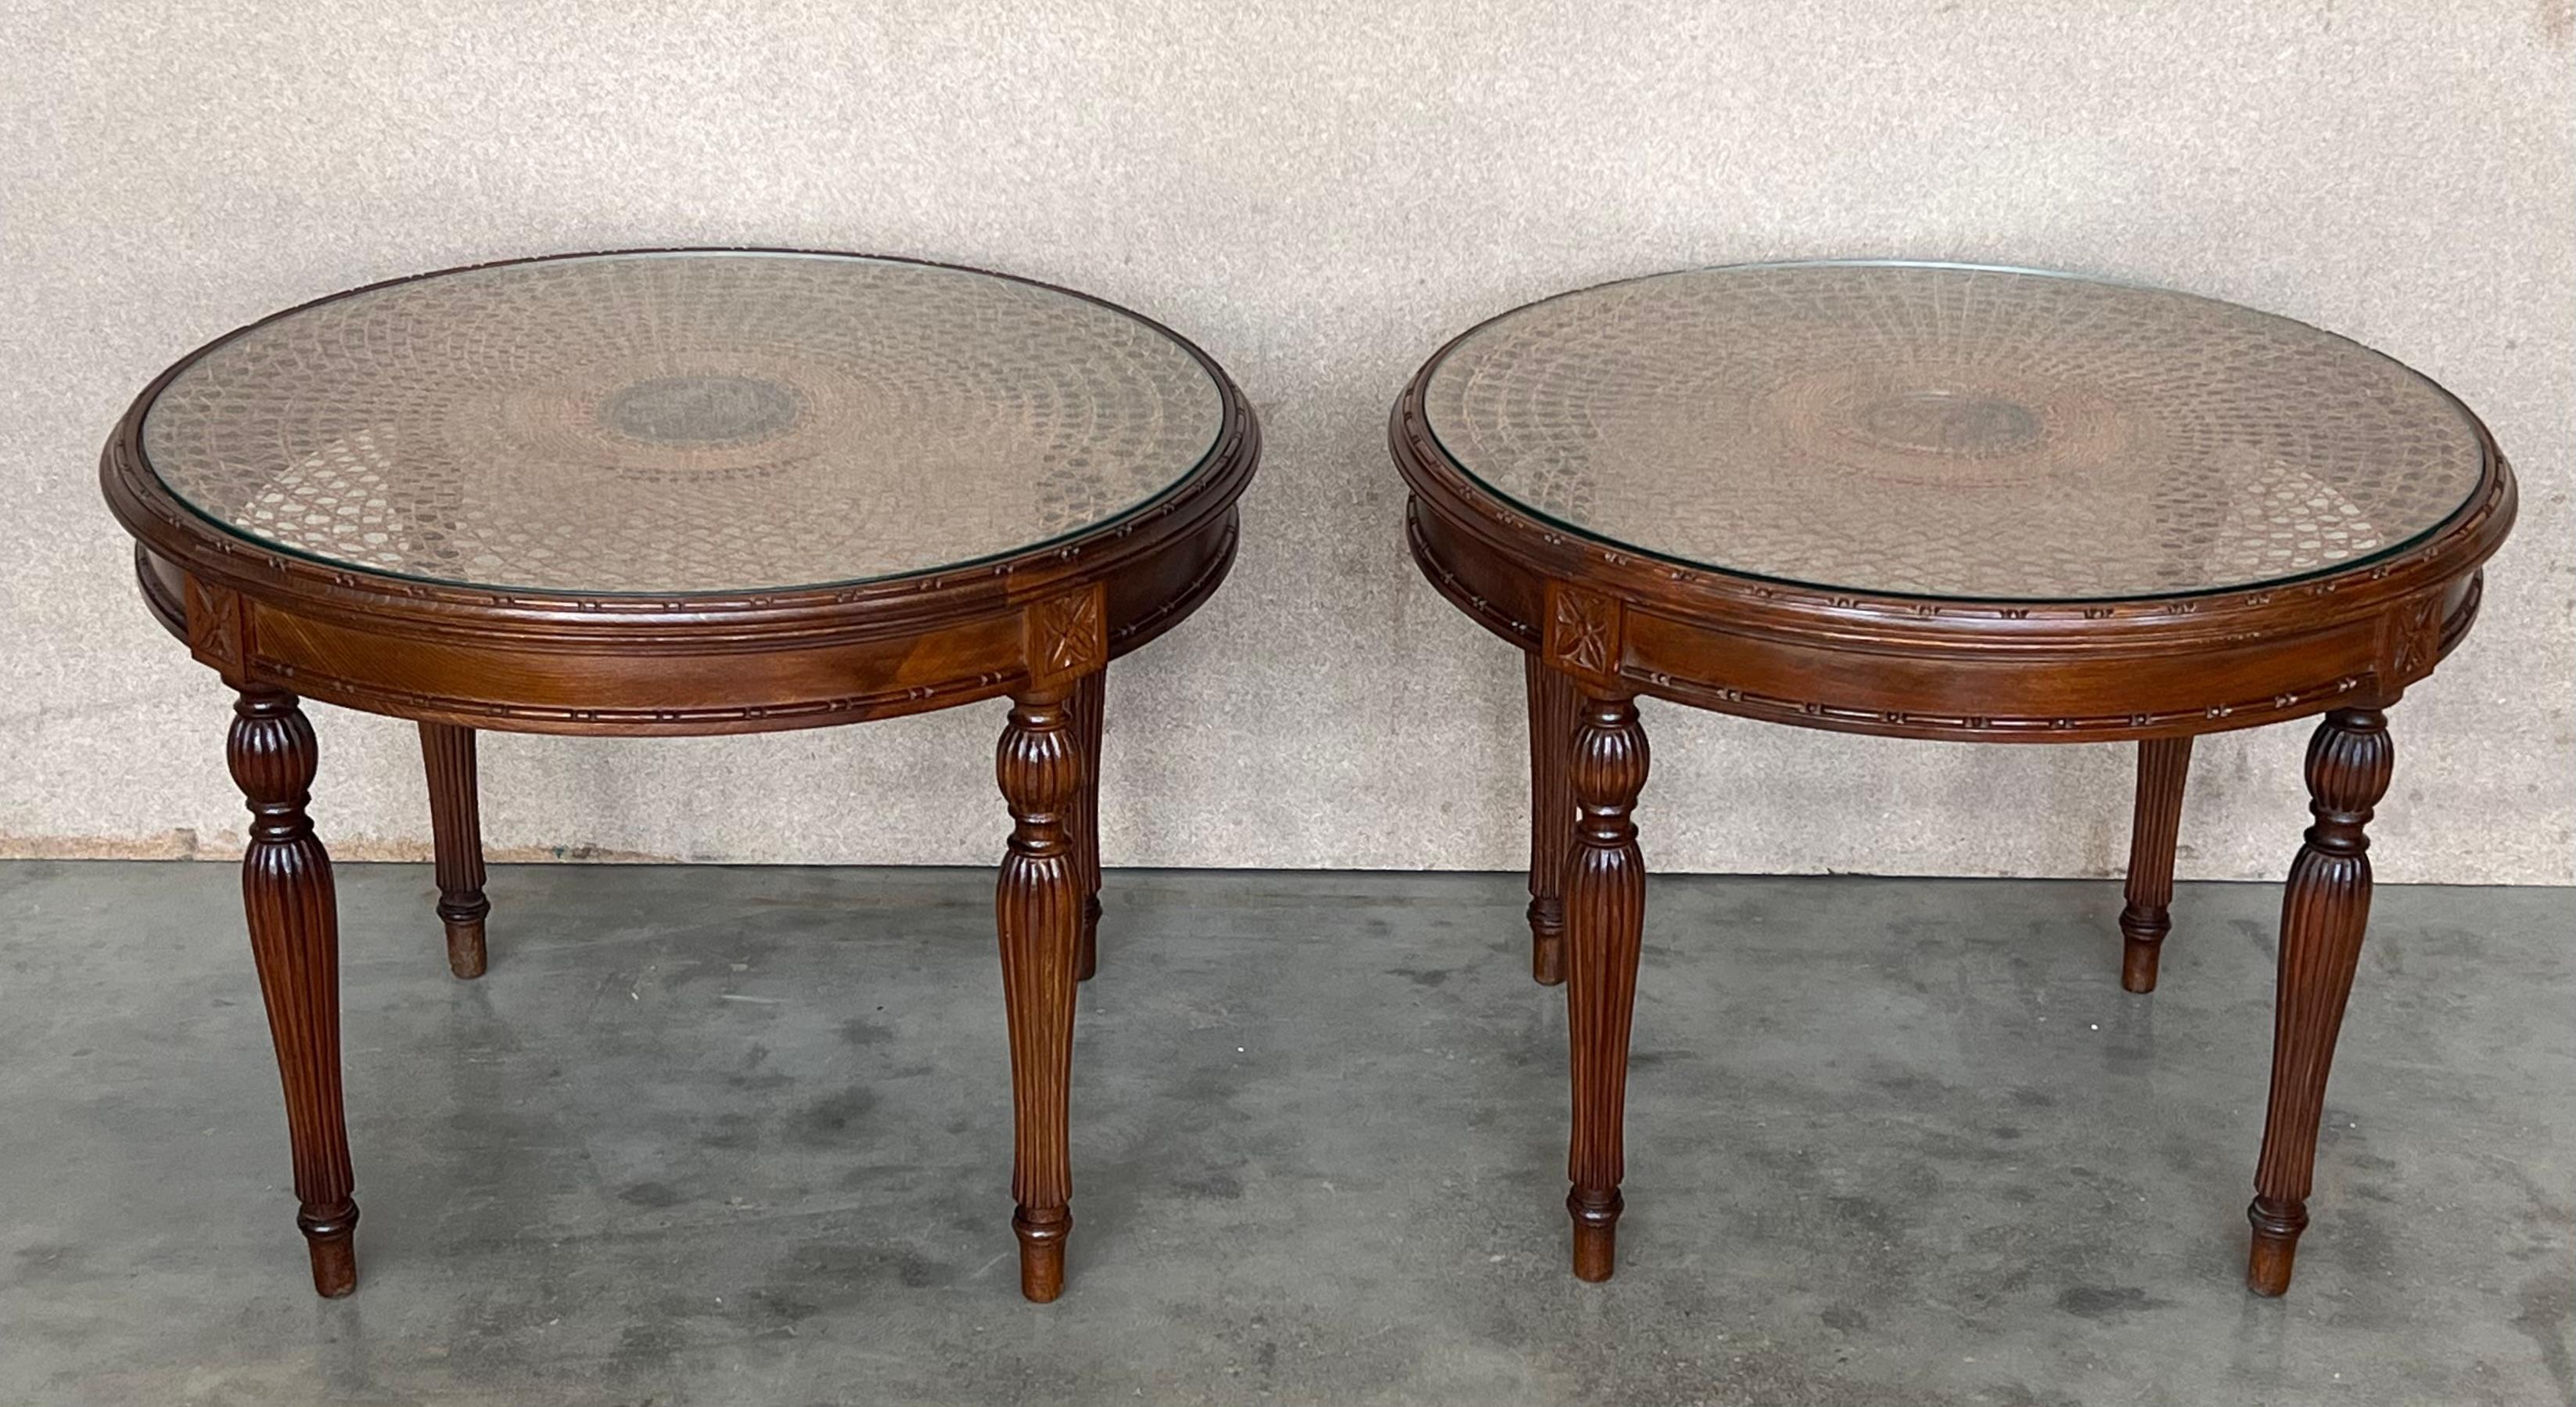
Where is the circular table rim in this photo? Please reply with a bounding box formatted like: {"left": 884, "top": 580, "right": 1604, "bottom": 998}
{"left": 1391, "top": 264, "right": 2515, "bottom": 746}
{"left": 104, "top": 246, "right": 1253, "bottom": 614}
{"left": 1410, "top": 258, "right": 2503, "bottom": 607}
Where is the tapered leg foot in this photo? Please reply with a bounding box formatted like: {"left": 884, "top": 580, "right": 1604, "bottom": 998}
{"left": 232, "top": 689, "right": 360, "bottom": 1298}
{"left": 997, "top": 689, "right": 1083, "bottom": 1302}
{"left": 440, "top": 905, "right": 489, "bottom": 981}
{"left": 2118, "top": 736, "right": 2192, "bottom": 993}
{"left": 1013, "top": 1207, "right": 1070, "bottom": 1302}
{"left": 299, "top": 1206, "right": 361, "bottom": 1297}
{"left": 419, "top": 723, "right": 490, "bottom": 980}
{"left": 1069, "top": 670, "right": 1105, "bottom": 984}
{"left": 2245, "top": 1196, "right": 2306, "bottom": 1297}
{"left": 1564, "top": 689, "right": 1648, "bottom": 1280}
{"left": 2118, "top": 933, "right": 2161, "bottom": 995}
{"left": 1528, "top": 904, "right": 1565, "bottom": 987}
{"left": 1525, "top": 654, "right": 1577, "bottom": 987}
{"left": 1568, "top": 1189, "right": 1622, "bottom": 1282}
{"left": 2244, "top": 707, "right": 2390, "bottom": 1297}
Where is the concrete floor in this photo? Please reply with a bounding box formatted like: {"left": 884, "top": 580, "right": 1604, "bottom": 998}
{"left": 0, "top": 862, "right": 2567, "bottom": 1406}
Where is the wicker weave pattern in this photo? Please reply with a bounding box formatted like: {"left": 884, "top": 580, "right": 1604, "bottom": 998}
{"left": 1422, "top": 264, "right": 2486, "bottom": 599}
{"left": 141, "top": 253, "right": 1223, "bottom": 594}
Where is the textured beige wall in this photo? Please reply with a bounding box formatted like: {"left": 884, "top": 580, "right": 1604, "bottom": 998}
{"left": 4, "top": 1, "right": 2571, "bottom": 883}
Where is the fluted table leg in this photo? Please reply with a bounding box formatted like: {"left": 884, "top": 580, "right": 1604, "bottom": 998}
{"left": 1069, "top": 668, "right": 1105, "bottom": 983}
{"left": 419, "top": 722, "right": 490, "bottom": 979}
{"left": 996, "top": 689, "right": 1083, "bottom": 1301}
{"left": 2118, "top": 736, "right": 2193, "bottom": 993}
{"left": 2247, "top": 706, "right": 2391, "bottom": 1296}
{"left": 230, "top": 689, "right": 359, "bottom": 1297}
{"left": 1564, "top": 689, "right": 1648, "bottom": 1280}
{"left": 1525, "top": 654, "right": 1577, "bottom": 986}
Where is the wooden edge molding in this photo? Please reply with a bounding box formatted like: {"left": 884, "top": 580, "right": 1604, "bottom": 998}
{"left": 131, "top": 511, "right": 1241, "bottom": 739}
{"left": 100, "top": 248, "right": 1261, "bottom": 647}
{"left": 106, "top": 378, "right": 1257, "bottom": 652}
{"left": 1391, "top": 375, "right": 2513, "bottom": 643}
{"left": 1390, "top": 358, "right": 2515, "bottom": 745}
{"left": 99, "top": 251, "right": 1263, "bottom": 737}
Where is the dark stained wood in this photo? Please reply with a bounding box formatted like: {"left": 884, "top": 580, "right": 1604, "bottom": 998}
{"left": 104, "top": 252, "right": 1257, "bottom": 741}
{"left": 2247, "top": 705, "right": 2392, "bottom": 1295}
{"left": 1396, "top": 346, "right": 2509, "bottom": 750}
{"left": 995, "top": 689, "right": 1083, "bottom": 1301}
{"left": 2118, "top": 736, "right": 2193, "bottom": 993}
{"left": 1390, "top": 327, "right": 2514, "bottom": 1296}
{"left": 1069, "top": 668, "right": 1106, "bottom": 982}
{"left": 1561, "top": 686, "right": 1649, "bottom": 1281}
{"left": 1523, "top": 652, "right": 1575, "bottom": 986}
{"left": 103, "top": 250, "right": 1260, "bottom": 1302}
{"left": 229, "top": 688, "right": 359, "bottom": 1298}
{"left": 419, "top": 722, "right": 490, "bottom": 979}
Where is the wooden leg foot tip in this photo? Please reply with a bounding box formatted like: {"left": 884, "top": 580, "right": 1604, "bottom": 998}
{"left": 1017, "top": 1241, "right": 1064, "bottom": 1303}
{"left": 440, "top": 894, "right": 490, "bottom": 980}
{"left": 1013, "top": 1209, "right": 1069, "bottom": 1303}
{"left": 2246, "top": 1232, "right": 2297, "bottom": 1297}
{"left": 2119, "top": 937, "right": 2160, "bottom": 994}
{"left": 444, "top": 919, "right": 487, "bottom": 980}
{"left": 1571, "top": 1221, "right": 1617, "bottom": 1282}
{"left": 1528, "top": 899, "right": 1566, "bottom": 986}
{"left": 2118, "top": 905, "right": 2167, "bottom": 994}
{"left": 2246, "top": 1199, "right": 2305, "bottom": 1296}
{"left": 1568, "top": 1192, "right": 1622, "bottom": 1282}
{"left": 304, "top": 1225, "right": 358, "bottom": 1298}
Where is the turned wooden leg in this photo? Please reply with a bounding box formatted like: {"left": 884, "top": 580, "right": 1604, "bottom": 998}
{"left": 2118, "top": 736, "right": 2193, "bottom": 993}
{"left": 419, "top": 722, "right": 490, "bottom": 979}
{"left": 996, "top": 689, "right": 1083, "bottom": 1302}
{"left": 1069, "top": 668, "right": 1105, "bottom": 983}
{"left": 1525, "top": 654, "right": 1577, "bottom": 986}
{"left": 1564, "top": 689, "right": 1648, "bottom": 1281}
{"left": 230, "top": 689, "right": 359, "bottom": 1298}
{"left": 2247, "top": 707, "right": 2391, "bottom": 1296}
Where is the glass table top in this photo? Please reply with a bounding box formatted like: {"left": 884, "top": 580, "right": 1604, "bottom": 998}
{"left": 140, "top": 251, "right": 1227, "bottom": 595}
{"left": 1420, "top": 262, "right": 2489, "bottom": 601}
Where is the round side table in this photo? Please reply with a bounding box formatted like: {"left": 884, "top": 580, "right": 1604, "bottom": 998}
{"left": 100, "top": 249, "right": 1259, "bottom": 1302}
{"left": 1389, "top": 261, "right": 2514, "bottom": 1294}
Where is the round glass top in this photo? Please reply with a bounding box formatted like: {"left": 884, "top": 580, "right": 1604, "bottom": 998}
{"left": 139, "top": 251, "right": 1227, "bottom": 595}
{"left": 1420, "top": 262, "right": 2489, "bottom": 601}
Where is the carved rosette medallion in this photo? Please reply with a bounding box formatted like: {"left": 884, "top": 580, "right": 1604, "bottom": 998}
{"left": 185, "top": 575, "right": 247, "bottom": 675}
{"left": 1546, "top": 584, "right": 1622, "bottom": 681}
{"left": 2387, "top": 591, "right": 2446, "bottom": 682}
{"left": 1026, "top": 585, "right": 1106, "bottom": 687}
